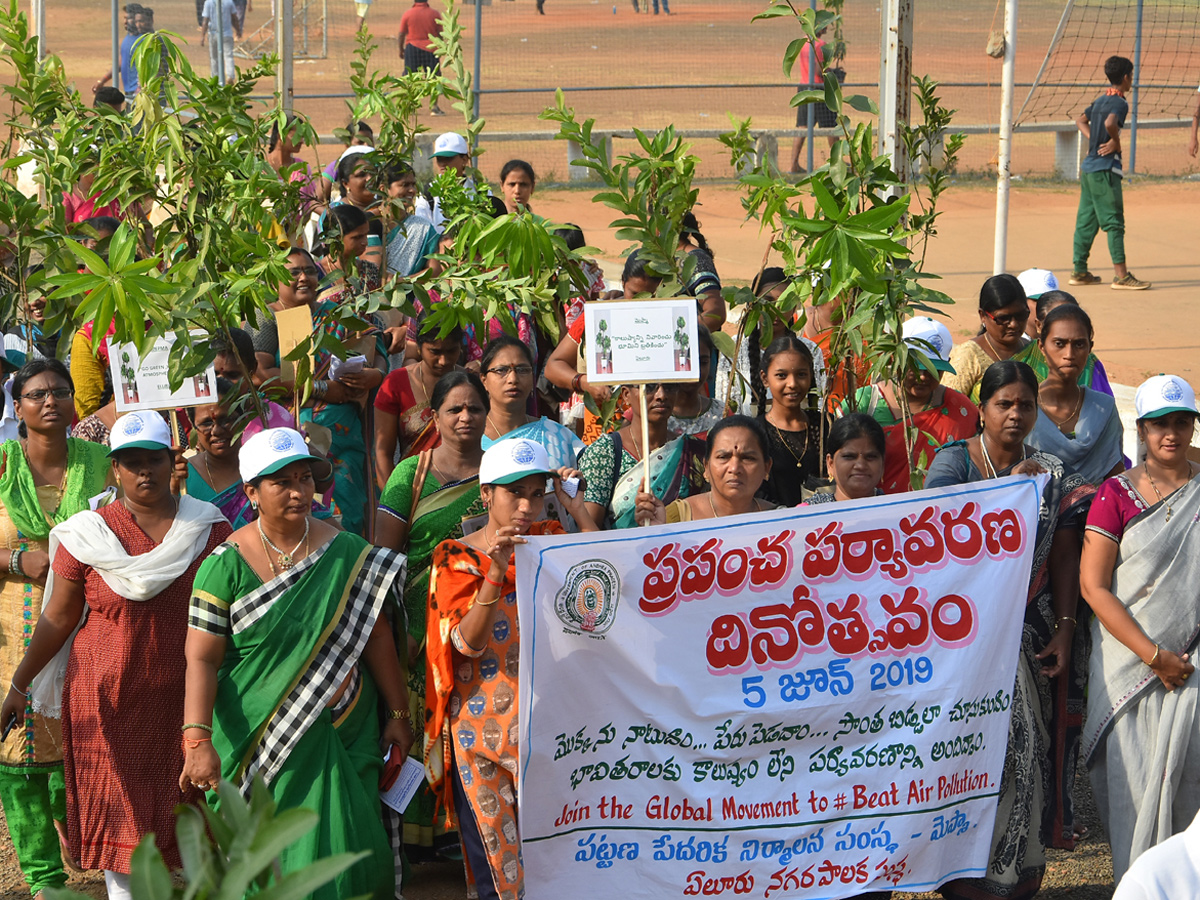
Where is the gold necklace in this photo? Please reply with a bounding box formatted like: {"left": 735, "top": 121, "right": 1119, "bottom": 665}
{"left": 1038, "top": 385, "right": 1083, "bottom": 435}
{"left": 258, "top": 518, "right": 310, "bottom": 573}
{"left": 768, "top": 415, "right": 809, "bottom": 469}
{"left": 626, "top": 427, "right": 660, "bottom": 461}
{"left": 982, "top": 332, "right": 1011, "bottom": 362}
{"left": 411, "top": 362, "right": 431, "bottom": 405}
{"left": 1145, "top": 462, "right": 1193, "bottom": 522}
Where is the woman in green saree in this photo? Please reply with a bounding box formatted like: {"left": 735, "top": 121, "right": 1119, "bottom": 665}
{"left": 180, "top": 427, "right": 413, "bottom": 900}
{"left": 374, "top": 370, "right": 487, "bottom": 864}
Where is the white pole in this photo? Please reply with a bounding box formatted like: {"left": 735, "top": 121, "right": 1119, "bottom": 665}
{"left": 31, "top": 0, "right": 45, "bottom": 60}
{"left": 879, "top": 0, "right": 913, "bottom": 182}
{"left": 993, "top": 0, "right": 1018, "bottom": 275}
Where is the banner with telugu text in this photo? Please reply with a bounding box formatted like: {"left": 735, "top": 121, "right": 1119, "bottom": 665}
{"left": 515, "top": 475, "right": 1046, "bottom": 899}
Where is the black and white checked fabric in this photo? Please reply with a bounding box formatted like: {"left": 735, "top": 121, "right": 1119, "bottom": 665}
{"left": 238, "top": 544, "right": 407, "bottom": 795}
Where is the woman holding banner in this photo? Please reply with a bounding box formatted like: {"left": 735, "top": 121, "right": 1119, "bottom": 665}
{"left": 1079, "top": 374, "right": 1200, "bottom": 880}
{"left": 925, "top": 360, "right": 1093, "bottom": 900}
{"left": 579, "top": 383, "right": 707, "bottom": 529}
{"left": 426, "top": 438, "right": 596, "bottom": 900}
{"left": 921, "top": 362, "right": 1094, "bottom": 900}
{"left": 634, "top": 415, "right": 773, "bottom": 524}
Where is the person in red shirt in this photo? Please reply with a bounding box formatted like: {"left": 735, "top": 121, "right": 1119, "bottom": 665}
{"left": 788, "top": 26, "right": 838, "bottom": 174}
{"left": 398, "top": 0, "right": 444, "bottom": 115}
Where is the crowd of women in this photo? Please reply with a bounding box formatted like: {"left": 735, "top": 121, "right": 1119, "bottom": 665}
{"left": 0, "top": 117, "right": 1194, "bottom": 900}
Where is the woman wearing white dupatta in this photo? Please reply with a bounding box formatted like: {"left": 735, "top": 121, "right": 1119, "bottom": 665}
{"left": 0, "top": 412, "right": 230, "bottom": 900}
{"left": 1081, "top": 375, "right": 1200, "bottom": 880}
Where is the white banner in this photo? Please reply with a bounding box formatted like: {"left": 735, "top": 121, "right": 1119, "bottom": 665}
{"left": 516, "top": 476, "right": 1045, "bottom": 899}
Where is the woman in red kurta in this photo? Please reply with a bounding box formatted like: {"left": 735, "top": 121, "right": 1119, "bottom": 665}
{"left": 2, "top": 411, "right": 229, "bottom": 900}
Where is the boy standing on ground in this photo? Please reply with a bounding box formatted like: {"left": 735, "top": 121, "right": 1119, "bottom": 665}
{"left": 1070, "top": 55, "right": 1150, "bottom": 291}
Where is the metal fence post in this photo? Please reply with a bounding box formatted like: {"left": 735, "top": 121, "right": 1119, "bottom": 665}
{"left": 215, "top": 1, "right": 227, "bottom": 84}
{"left": 278, "top": 0, "right": 293, "bottom": 111}
{"left": 112, "top": 0, "right": 121, "bottom": 92}
{"left": 1129, "top": 0, "right": 1144, "bottom": 174}
{"left": 472, "top": 0, "right": 482, "bottom": 122}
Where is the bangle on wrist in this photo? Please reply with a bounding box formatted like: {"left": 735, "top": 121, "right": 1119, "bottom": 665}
{"left": 571, "top": 373, "right": 583, "bottom": 393}
{"left": 483, "top": 573, "right": 504, "bottom": 589}
{"left": 10, "top": 680, "right": 26, "bottom": 695}
{"left": 1148, "top": 643, "right": 1161, "bottom": 667}
{"left": 388, "top": 708, "right": 411, "bottom": 721}
{"left": 1056, "top": 616, "right": 1077, "bottom": 630}
{"left": 182, "top": 736, "right": 212, "bottom": 750}
{"left": 182, "top": 722, "right": 214, "bottom": 734}
{"left": 312, "top": 379, "right": 328, "bottom": 400}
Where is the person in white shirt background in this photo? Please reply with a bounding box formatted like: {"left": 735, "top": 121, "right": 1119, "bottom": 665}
{"left": 199, "top": 0, "right": 240, "bottom": 83}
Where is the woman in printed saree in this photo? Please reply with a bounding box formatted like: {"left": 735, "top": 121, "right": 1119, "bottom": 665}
{"left": 426, "top": 438, "right": 598, "bottom": 900}
{"left": 925, "top": 361, "right": 1094, "bottom": 900}
{"left": 374, "top": 317, "right": 464, "bottom": 488}
{"left": 304, "top": 216, "right": 391, "bottom": 536}
{"left": 1027, "top": 305, "right": 1124, "bottom": 486}
{"left": 381, "top": 159, "right": 440, "bottom": 279}
{"left": 180, "top": 428, "right": 413, "bottom": 900}
{"left": 942, "top": 274, "right": 1032, "bottom": 404}
{"left": 1079, "top": 374, "right": 1200, "bottom": 880}
{"left": 375, "top": 371, "right": 488, "bottom": 864}
{"left": 668, "top": 326, "right": 726, "bottom": 438}
{"left": 2, "top": 411, "right": 230, "bottom": 900}
{"left": 579, "top": 382, "right": 707, "bottom": 529}
{"left": 842, "top": 317, "right": 979, "bottom": 494}
{"left": 636, "top": 415, "right": 775, "bottom": 525}
{"left": 0, "top": 360, "right": 110, "bottom": 898}
{"left": 1014, "top": 287, "right": 1114, "bottom": 397}
{"left": 480, "top": 336, "right": 583, "bottom": 466}
{"left": 186, "top": 378, "right": 256, "bottom": 529}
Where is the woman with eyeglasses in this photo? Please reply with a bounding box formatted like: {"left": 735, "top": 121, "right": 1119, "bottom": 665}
{"left": 942, "top": 274, "right": 1032, "bottom": 404}
{"left": 0, "top": 360, "right": 110, "bottom": 899}
{"left": 578, "top": 382, "right": 707, "bottom": 529}
{"left": 185, "top": 378, "right": 253, "bottom": 529}
{"left": 480, "top": 336, "right": 583, "bottom": 466}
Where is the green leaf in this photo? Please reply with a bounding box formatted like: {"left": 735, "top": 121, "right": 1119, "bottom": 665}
{"left": 709, "top": 329, "right": 736, "bottom": 361}
{"left": 845, "top": 93, "right": 878, "bottom": 115}
{"left": 128, "top": 835, "right": 175, "bottom": 900}
{"left": 251, "top": 852, "right": 369, "bottom": 900}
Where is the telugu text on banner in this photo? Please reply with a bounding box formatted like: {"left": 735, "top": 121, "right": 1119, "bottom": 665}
{"left": 515, "top": 475, "right": 1045, "bottom": 899}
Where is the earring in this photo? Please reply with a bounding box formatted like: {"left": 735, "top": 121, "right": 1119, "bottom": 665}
{"left": 251, "top": 500, "right": 258, "bottom": 510}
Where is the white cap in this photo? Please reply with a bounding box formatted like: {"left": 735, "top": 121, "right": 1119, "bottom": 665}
{"left": 901, "top": 317, "right": 955, "bottom": 374}
{"left": 1134, "top": 374, "right": 1199, "bottom": 421}
{"left": 1017, "top": 268, "right": 1059, "bottom": 299}
{"left": 431, "top": 132, "right": 469, "bottom": 158}
{"left": 479, "top": 438, "right": 553, "bottom": 487}
{"left": 239, "top": 427, "right": 317, "bottom": 483}
{"left": 335, "top": 145, "right": 374, "bottom": 168}
{"left": 108, "top": 412, "right": 172, "bottom": 457}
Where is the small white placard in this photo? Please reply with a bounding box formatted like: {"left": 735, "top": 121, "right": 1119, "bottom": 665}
{"left": 582, "top": 298, "right": 700, "bottom": 386}
{"left": 108, "top": 331, "right": 218, "bottom": 413}
{"left": 379, "top": 754, "right": 426, "bottom": 814}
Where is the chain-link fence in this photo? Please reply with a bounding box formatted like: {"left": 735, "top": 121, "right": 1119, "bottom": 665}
{"left": 39, "top": 0, "right": 1200, "bottom": 179}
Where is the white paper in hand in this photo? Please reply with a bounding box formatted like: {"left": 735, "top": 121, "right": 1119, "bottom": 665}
{"left": 379, "top": 753, "right": 425, "bottom": 814}
{"left": 331, "top": 354, "right": 367, "bottom": 380}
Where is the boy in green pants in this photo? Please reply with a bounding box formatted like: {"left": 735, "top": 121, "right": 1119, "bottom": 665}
{"left": 1069, "top": 55, "right": 1151, "bottom": 291}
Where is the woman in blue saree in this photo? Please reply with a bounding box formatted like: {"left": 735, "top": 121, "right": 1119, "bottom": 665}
{"left": 1026, "top": 304, "right": 1124, "bottom": 486}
